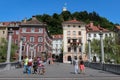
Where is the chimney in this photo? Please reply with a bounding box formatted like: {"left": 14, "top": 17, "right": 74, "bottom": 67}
{"left": 90, "top": 21, "right": 93, "bottom": 27}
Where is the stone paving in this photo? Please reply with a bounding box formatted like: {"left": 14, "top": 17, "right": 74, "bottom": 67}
{"left": 0, "top": 63, "right": 120, "bottom": 80}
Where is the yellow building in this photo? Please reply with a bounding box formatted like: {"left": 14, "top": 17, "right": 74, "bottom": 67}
{"left": 62, "top": 19, "right": 87, "bottom": 63}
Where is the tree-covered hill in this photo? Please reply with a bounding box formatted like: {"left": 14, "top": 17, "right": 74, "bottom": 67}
{"left": 29, "top": 11, "right": 116, "bottom": 35}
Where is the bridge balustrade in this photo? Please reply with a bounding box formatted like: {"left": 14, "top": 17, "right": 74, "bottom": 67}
{"left": 0, "top": 61, "right": 20, "bottom": 72}
{"left": 85, "top": 62, "right": 120, "bottom": 75}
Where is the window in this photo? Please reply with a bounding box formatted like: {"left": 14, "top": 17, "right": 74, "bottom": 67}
{"left": 23, "top": 36, "right": 26, "bottom": 42}
{"left": 30, "top": 36, "right": 34, "bottom": 42}
{"left": 105, "top": 34, "right": 108, "bottom": 37}
{"left": 67, "top": 31, "right": 70, "bottom": 35}
{"left": 68, "top": 47, "right": 71, "bottom": 52}
{"left": 78, "top": 26, "right": 81, "bottom": 28}
{"left": 38, "top": 36, "right": 43, "bottom": 42}
{"left": 73, "top": 25, "right": 75, "bottom": 27}
{"left": 68, "top": 25, "right": 70, "bottom": 27}
{"left": 109, "top": 33, "right": 111, "bottom": 36}
{"left": 68, "top": 39, "right": 71, "bottom": 43}
{"left": 3, "top": 31, "right": 5, "bottom": 34}
{"left": 73, "top": 31, "right": 76, "bottom": 35}
{"left": 78, "top": 31, "right": 81, "bottom": 35}
{"left": 31, "top": 28, "right": 35, "bottom": 32}
{"left": 39, "top": 28, "right": 43, "bottom": 33}
{"left": 22, "top": 28, "right": 26, "bottom": 32}
{"left": 88, "top": 33, "right": 91, "bottom": 37}
{"left": 16, "top": 31, "right": 19, "bottom": 34}
{"left": 79, "top": 47, "right": 81, "bottom": 52}
{"left": 94, "top": 34, "right": 96, "bottom": 37}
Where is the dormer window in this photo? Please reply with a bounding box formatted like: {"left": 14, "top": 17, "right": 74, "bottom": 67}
{"left": 78, "top": 26, "right": 81, "bottom": 28}
{"left": 31, "top": 28, "right": 35, "bottom": 32}
{"left": 68, "top": 25, "right": 70, "bottom": 27}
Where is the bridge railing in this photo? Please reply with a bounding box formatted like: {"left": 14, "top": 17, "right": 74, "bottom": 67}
{"left": 84, "top": 62, "right": 120, "bottom": 75}
{"left": 0, "top": 61, "right": 21, "bottom": 72}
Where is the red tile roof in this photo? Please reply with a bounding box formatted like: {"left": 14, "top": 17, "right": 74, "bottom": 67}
{"left": 86, "top": 22, "right": 109, "bottom": 32}
{"left": 116, "top": 26, "right": 120, "bottom": 30}
{"left": 62, "top": 19, "right": 84, "bottom": 24}
{"left": 52, "top": 34, "right": 63, "bottom": 39}
{"left": 21, "top": 16, "right": 46, "bottom": 25}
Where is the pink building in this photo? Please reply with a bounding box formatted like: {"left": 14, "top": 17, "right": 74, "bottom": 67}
{"left": 19, "top": 16, "right": 52, "bottom": 58}
{"left": 6, "top": 16, "right": 52, "bottom": 59}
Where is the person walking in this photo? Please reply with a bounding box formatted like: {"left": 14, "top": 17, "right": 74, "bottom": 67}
{"left": 27, "top": 56, "right": 33, "bottom": 74}
{"left": 79, "top": 57, "right": 85, "bottom": 74}
{"left": 73, "top": 56, "right": 79, "bottom": 74}
{"left": 23, "top": 56, "right": 28, "bottom": 73}
{"left": 33, "top": 57, "right": 38, "bottom": 74}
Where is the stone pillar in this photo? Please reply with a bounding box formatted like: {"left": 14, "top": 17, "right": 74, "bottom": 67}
{"left": 88, "top": 39, "right": 91, "bottom": 62}
{"left": 99, "top": 31, "right": 104, "bottom": 63}
{"left": 26, "top": 43, "right": 29, "bottom": 57}
{"left": 81, "top": 43, "right": 83, "bottom": 58}
{"left": 31, "top": 50, "right": 33, "bottom": 59}
{"left": 6, "top": 28, "right": 13, "bottom": 70}
{"left": 19, "top": 37, "right": 23, "bottom": 62}
{"left": 6, "top": 28, "right": 13, "bottom": 63}
{"left": 34, "top": 47, "right": 36, "bottom": 58}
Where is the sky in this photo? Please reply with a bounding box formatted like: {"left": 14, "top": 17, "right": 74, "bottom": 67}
{"left": 0, "top": 0, "right": 120, "bottom": 24}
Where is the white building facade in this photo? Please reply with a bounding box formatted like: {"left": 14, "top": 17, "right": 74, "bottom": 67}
{"left": 62, "top": 19, "right": 87, "bottom": 63}
{"left": 86, "top": 22, "right": 114, "bottom": 62}
{"left": 52, "top": 34, "right": 63, "bottom": 56}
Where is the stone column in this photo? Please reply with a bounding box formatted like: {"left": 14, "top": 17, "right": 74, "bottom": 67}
{"left": 99, "top": 31, "right": 104, "bottom": 63}
{"left": 81, "top": 43, "right": 83, "bottom": 58}
{"left": 31, "top": 50, "right": 33, "bottom": 59}
{"left": 6, "top": 28, "right": 13, "bottom": 70}
{"left": 34, "top": 47, "right": 36, "bottom": 58}
{"left": 26, "top": 43, "right": 29, "bottom": 57}
{"left": 6, "top": 28, "right": 13, "bottom": 63}
{"left": 88, "top": 39, "right": 91, "bottom": 62}
{"left": 19, "top": 37, "right": 23, "bottom": 62}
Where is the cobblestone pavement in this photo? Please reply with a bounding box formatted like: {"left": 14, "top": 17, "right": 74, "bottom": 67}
{"left": 0, "top": 63, "right": 120, "bottom": 80}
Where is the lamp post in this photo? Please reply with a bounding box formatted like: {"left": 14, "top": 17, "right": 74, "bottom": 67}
{"left": 19, "top": 37, "right": 23, "bottom": 62}
{"left": 99, "top": 31, "right": 105, "bottom": 63}
{"left": 88, "top": 38, "right": 91, "bottom": 62}
{"left": 6, "top": 28, "right": 13, "bottom": 70}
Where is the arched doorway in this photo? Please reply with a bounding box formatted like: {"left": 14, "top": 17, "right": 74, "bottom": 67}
{"left": 67, "top": 56, "right": 72, "bottom": 61}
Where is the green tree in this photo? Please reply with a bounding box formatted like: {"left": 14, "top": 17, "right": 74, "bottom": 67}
{"left": 0, "top": 38, "right": 18, "bottom": 62}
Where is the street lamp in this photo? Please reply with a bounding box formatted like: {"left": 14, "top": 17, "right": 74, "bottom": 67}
{"left": 99, "top": 31, "right": 105, "bottom": 63}
{"left": 88, "top": 38, "right": 91, "bottom": 62}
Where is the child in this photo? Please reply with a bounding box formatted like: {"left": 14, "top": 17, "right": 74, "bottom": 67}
{"left": 79, "top": 58, "right": 85, "bottom": 74}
